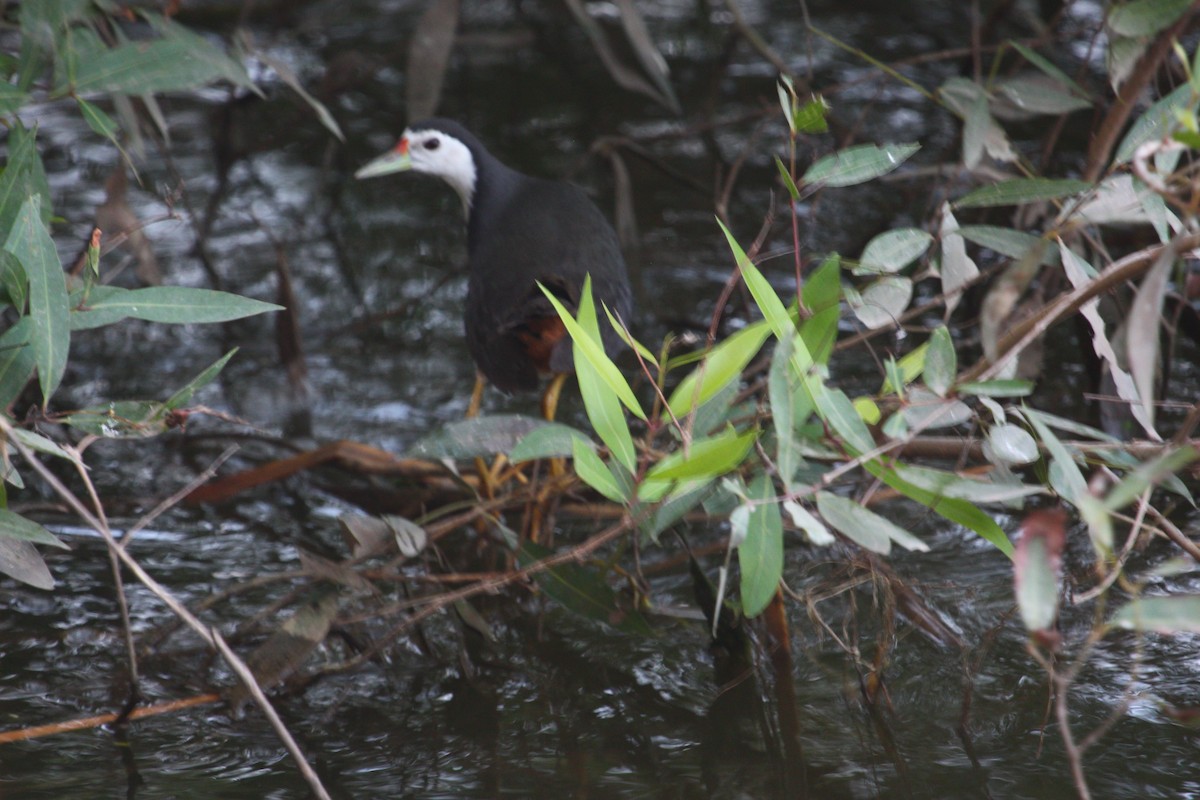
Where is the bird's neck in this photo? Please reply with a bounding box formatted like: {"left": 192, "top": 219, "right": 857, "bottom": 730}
{"left": 463, "top": 156, "right": 524, "bottom": 253}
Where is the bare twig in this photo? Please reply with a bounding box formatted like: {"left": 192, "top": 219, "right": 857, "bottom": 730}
{"left": 212, "top": 631, "right": 332, "bottom": 800}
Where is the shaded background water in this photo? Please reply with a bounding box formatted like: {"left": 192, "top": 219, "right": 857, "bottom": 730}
{"left": 2, "top": 0, "right": 1199, "bottom": 797}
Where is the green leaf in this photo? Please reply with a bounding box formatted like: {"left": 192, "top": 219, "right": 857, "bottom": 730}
{"left": 774, "top": 156, "right": 800, "bottom": 201}
{"left": 1103, "top": 447, "right": 1197, "bottom": 512}
{"left": 603, "top": 302, "right": 657, "bottom": 367}
{"left": 164, "top": 348, "right": 237, "bottom": 410}
{"left": 890, "top": 463, "right": 1042, "bottom": 504}
{"left": 76, "top": 96, "right": 120, "bottom": 143}
{"left": 516, "top": 540, "right": 652, "bottom": 634}
{"left": 642, "top": 426, "right": 757, "bottom": 489}
{"left": 794, "top": 96, "right": 830, "bottom": 133}
{"left": 1021, "top": 407, "right": 1087, "bottom": 506}
{"left": 985, "top": 423, "right": 1039, "bottom": 466}
{"left": 846, "top": 275, "right": 912, "bottom": 329}
{"left": 0, "top": 538, "right": 55, "bottom": 589}
{"left": 8, "top": 426, "right": 80, "bottom": 464}
{"left": 63, "top": 400, "right": 169, "bottom": 438}
{"left": 666, "top": 320, "right": 771, "bottom": 418}
{"left": 409, "top": 414, "right": 547, "bottom": 459}
{"left": 0, "top": 508, "right": 68, "bottom": 548}
{"left": 0, "top": 83, "right": 30, "bottom": 114}
{"left": 768, "top": 332, "right": 811, "bottom": 488}
{"left": 924, "top": 326, "right": 956, "bottom": 397}
{"left": 880, "top": 342, "right": 928, "bottom": 394}
{"left": 1008, "top": 41, "right": 1090, "bottom": 98}
{"left": 70, "top": 286, "right": 283, "bottom": 329}
{"left": 957, "top": 379, "right": 1034, "bottom": 397}
{"left": 817, "top": 491, "right": 929, "bottom": 553}
{"left": 863, "top": 459, "right": 1015, "bottom": 556}
{"left": 956, "top": 178, "right": 1091, "bottom": 208}
{"left": 70, "top": 20, "right": 255, "bottom": 95}
{"left": 957, "top": 225, "right": 1056, "bottom": 264}
{"left": 572, "top": 439, "right": 628, "bottom": 503}
{"left": 803, "top": 142, "right": 920, "bottom": 188}
{"left": 1108, "top": 0, "right": 1191, "bottom": 37}
{"left": 540, "top": 277, "right": 645, "bottom": 420}
{"left": 994, "top": 76, "right": 1091, "bottom": 114}
{"left": 4, "top": 196, "right": 68, "bottom": 406}
{"left": 856, "top": 227, "right": 933, "bottom": 274}
{"left": 719, "top": 219, "right": 794, "bottom": 342}
{"left": 0, "top": 124, "right": 51, "bottom": 239}
{"left": 1109, "top": 596, "right": 1200, "bottom": 634}
{"left": 1116, "top": 83, "right": 1194, "bottom": 164}
{"left": 737, "top": 474, "right": 783, "bottom": 617}
{"left": 570, "top": 278, "right": 638, "bottom": 472}
{"left": 511, "top": 423, "right": 594, "bottom": 462}
{"left": 799, "top": 254, "right": 841, "bottom": 364}
{"left": 638, "top": 479, "right": 714, "bottom": 543}
{"left": 812, "top": 384, "right": 876, "bottom": 454}
{"left": 0, "top": 318, "right": 36, "bottom": 409}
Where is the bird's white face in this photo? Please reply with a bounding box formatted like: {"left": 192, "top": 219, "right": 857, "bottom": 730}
{"left": 355, "top": 128, "right": 477, "bottom": 212}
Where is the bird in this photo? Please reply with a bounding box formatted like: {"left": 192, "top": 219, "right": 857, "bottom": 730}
{"left": 355, "top": 118, "right": 633, "bottom": 421}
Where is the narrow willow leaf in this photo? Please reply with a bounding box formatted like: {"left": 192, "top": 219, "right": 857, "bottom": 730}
{"left": 666, "top": 320, "right": 771, "bottom": 419}
{"left": 71, "top": 21, "right": 255, "bottom": 95}
{"left": 4, "top": 196, "right": 68, "bottom": 405}
{"left": 1021, "top": 407, "right": 1087, "bottom": 505}
{"left": 0, "top": 538, "right": 54, "bottom": 589}
{"left": 0, "top": 124, "right": 51, "bottom": 237}
{"left": 957, "top": 379, "right": 1034, "bottom": 397}
{"left": 603, "top": 302, "right": 657, "bottom": 367}
{"left": 76, "top": 96, "right": 120, "bottom": 143}
{"left": 812, "top": 384, "right": 876, "bottom": 454}
{"left": 958, "top": 225, "right": 1055, "bottom": 265}
{"left": 1126, "top": 245, "right": 1173, "bottom": 431}
{"left": 1103, "top": 447, "right": 1197, "bottom": 512}
{"left": 164, "top": 349, "right": 238, "bottom": 410}
{"left": 1008, "top": 41, "right": 1090, "bottom": 98}
{"left": 719, "top": 219, "right": 793, "bottom": 341}
{"left": 924, "top": 326, "right": 955, "bottom": 397}
{"left": 70, "top": 286, "right": 283, "bottom": 329}
{"left": 856, "top": 228, "right": 933, "bottom": 275}
{"left": 863, "top": 459, "right": 1014, "bottom": 556}
{"left": 892, "top": 463, "right": 1042, "bottom": 504}
{"left": 738, "top": 474, "right": 783, "bottom": 617}
{"left": 511, "top": 423, "right": 594, "bottom": 462}
{"left": 642, "top": 426, "right": 756, "bottom": 486}
{"left": 409, "top": 414, "right": 545, "bottom": 459}
{"left": 0, "top": 318, "right": 36, "bottom": 408}
{"left": 799, "top": 255, "right": 841, "bottom": 363}
{"left": 783, "top": 500, "right": 834, "bottom": 545}
{"left": 572, "top": 439, "right": 628, "bottom": 503}
{"left": 1108, "top": 0, "right": 1191, "bottom": 37}
{"left": 815, "top": 492, "right": 888, "bottom": 553}
{"left": 541, "top": 278, "right": 645, "bottom": 421}
{"left": 1109, "top": 596, "right": 1200, "bottom": 634}
{"left": 576, "top": 342, "right": 637, "bottom": 473}
{"left": 1115, "top": 83, "right": 1193, "bottom": 164}
{"left": 995, "top": 75, "right": 1091, "bottom": 114}
{"left": 802, "top": 142, "right": 920, "bottom": 188}
{"left": 774, "top": 156, "right": 800, "bottom": 201}
{"left": 956, "top": 178, "right": 1091, "bottom": 208}
{"left": 0, "top": 509, "right": 68, "bottom": 548}
{"left": 769, "top": 332, "right": 809, "bottom": 487}
{"left": 880, "top": 342, "right": 928, "bottom": 394}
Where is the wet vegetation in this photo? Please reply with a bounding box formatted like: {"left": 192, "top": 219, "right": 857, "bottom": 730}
{"left": 2, "top": 1, "right": 1200, "bottom": 798}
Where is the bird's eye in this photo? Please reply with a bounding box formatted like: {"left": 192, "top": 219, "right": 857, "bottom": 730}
{"left": 424, "top": 138, "right": 441, "bottom": 151}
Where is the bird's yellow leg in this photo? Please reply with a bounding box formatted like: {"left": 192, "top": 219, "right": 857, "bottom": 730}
{"left": 466, "top": 372, "right": 499, "bottom": 498}
{"left": 467, "top": 371, "right": 487, "bottom": 419}
{"left": 541, "top": 372, "right": 569, "bottom": 477}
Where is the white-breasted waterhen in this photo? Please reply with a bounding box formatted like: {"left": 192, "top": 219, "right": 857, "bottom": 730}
{"left": 355, "top": 118, "right": 633, "bottom": 422}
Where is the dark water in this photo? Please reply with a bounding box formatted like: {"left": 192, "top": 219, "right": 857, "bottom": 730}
{"left": 3, "top": 1, "right": 1199, "bottom": 798}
